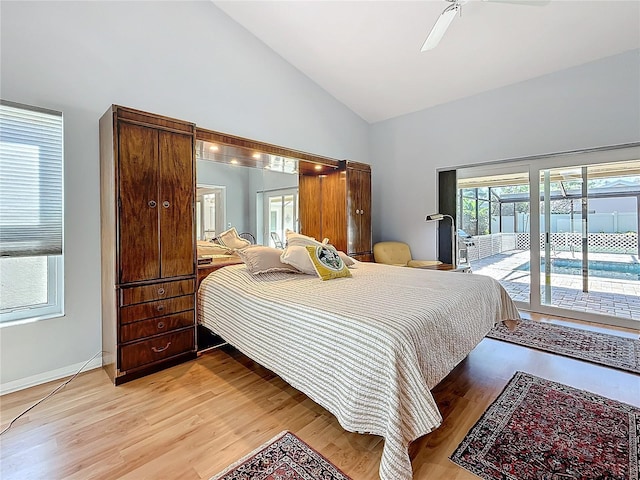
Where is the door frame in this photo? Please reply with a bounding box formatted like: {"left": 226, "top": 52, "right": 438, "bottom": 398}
{"left": 195, "top": 184, "right": 226, "bottom": 241}
{"left": 448, "top": 142, "right": 640, "bottom": 330}
{"left": 261, "top": 187, "right": 299, "bottom": 248}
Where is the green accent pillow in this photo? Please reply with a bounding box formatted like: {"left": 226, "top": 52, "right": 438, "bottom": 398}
{"left": 305, "top": 245, "right": 352, "bottom": 281}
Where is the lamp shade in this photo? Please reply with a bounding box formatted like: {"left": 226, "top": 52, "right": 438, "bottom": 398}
{"left": 425, "top": 213, "right": 457, "bottom": 267}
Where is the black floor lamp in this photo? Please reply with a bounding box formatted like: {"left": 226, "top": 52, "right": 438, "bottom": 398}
{"left": 426, "top": 213, "right": 456, "bottom": 268}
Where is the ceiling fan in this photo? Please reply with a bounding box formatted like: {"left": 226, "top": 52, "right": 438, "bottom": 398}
{"left": 421, "top": 0, "right": 550, "bottom": 52}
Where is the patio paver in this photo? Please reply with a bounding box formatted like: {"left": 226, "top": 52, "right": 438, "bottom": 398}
{"left": 469, "top": 249, "right": 640, "bottom": 323}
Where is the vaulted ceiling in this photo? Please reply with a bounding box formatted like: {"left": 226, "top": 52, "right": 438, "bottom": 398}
{"left": 214, "top": 1, "right": 640, "bottom": 123}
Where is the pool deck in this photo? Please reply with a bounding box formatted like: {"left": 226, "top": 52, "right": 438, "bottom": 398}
{"left": 470, "top": 250, "right": 640, "bottom": 322}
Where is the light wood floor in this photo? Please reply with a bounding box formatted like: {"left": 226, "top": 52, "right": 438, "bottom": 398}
{"left": 1, "top": 312, "right": 638, "bottom": 480}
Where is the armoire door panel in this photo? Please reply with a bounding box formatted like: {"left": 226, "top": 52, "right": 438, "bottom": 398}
{"left": 118, "top": 123, "right": 160, "bottom": 283}
{"left": 346, "top": 168, "right": 372, "bottom": 255}
{"left": 321, "top": 171, "right": 347, "bottom": 252}
{"left": 356, "top": 169, "right": 372, "bottom": 253}
{"left": 347, "top": 170, "right": 359, "bottom": 253}
{"left": 298, "top": 174, "right": 322, "bottom": 239}
{"left": 159, "top": 131, "right": 195, "bottom": 278}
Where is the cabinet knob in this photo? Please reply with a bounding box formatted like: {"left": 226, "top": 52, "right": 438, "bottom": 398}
{"left": 151, "top": 342, "right": 171, "bottom": 353}
{"left": 156, "top": 305, "right": 164, "bottom": 312}
{"left": 158, "top": 288, "right": 165, "bottom": 295}
{"left": 157, "top": 322, "right": 165, "bottom": 329}
{"left": 162, "top": 201, "right": 170, "bottom": 208}
{"left": 148, "top": 200, "right": 157, "bottom": 208}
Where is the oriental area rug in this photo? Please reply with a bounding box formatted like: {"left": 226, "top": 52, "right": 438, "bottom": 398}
{"left": 210, "top": 431, "right": 352, "bottom": 480}
{"left": 487, "top": 319, "right": 640, "bottom": 374}
{"left": 450, "top": 372, "right": 640, "bottom": 480}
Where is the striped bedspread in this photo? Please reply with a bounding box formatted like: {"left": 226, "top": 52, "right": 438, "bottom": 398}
{"left": 198, "top": 262, "right": 520, "bottom": 480}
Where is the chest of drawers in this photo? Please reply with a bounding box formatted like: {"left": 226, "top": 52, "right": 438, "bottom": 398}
{"left": 114, "top": 278, "right": 196, "bottom": 383}
{"left": 100, "top": 106, "right": 197, "bottom": 385}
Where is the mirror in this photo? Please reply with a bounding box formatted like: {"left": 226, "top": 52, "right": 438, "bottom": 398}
{"left": 196, "top": 139, "right": 301, "bottom": 247}
{"left": 195, "top": 128, "right": 340, "bottom": 250}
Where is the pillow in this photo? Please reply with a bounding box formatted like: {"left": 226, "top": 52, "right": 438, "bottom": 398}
{"left": 197, "top": 241, "right": 232, "bottom": 256}
{"left": 337, "top": 251, "right": 357, "bottom": 267}
{"left": 285, "top": 229, "right": 328, "bottom": 248}
{"left": 236, "top": 246, "right": 299, "bottom": 275}
{"left": 217, "top": 227, "right": 251, "bottom": 250}
{"left": 280, "top": 245, "right": 317, "bottom": 275}
{"left": 281, "top": 246, "right": 356, "bottom": 274}
{"left": 305, "top": 245, "right": 352, "bottom": 281}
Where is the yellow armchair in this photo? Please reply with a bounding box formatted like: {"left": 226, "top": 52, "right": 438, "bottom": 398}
{"left": 373, "top": 241, "right": 442, "bottom": 268}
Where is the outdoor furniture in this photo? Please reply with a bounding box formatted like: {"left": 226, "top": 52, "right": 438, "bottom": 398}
{"left": 270, "top": 232, "right": 284, "bottom": 249}
{"left": 239, "top": 232, "right": 256, "bottom": 244}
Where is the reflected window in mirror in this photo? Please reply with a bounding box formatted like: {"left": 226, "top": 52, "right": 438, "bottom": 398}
{"left": 264, "top": 188, "right": 298, "bottom": 248}
{"left": 196, "top": 185, "right": 226, "bottom": 241}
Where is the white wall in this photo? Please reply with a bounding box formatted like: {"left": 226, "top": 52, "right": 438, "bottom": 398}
{"left": 0, "top": 1, "right": 369, "bottom": 389}
{"left": 369, "top": 50, "right": 640, "bottom": 260}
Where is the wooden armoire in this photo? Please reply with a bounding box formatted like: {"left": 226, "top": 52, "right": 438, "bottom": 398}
{"left": 99, "top": 105, "right": 197, "bottom": 385}
{"left": 299, "top": 161, "right": 372, "bottom": 262}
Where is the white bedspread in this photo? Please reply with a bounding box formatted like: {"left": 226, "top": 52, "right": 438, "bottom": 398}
{"left": 198, "top": 262, "right": 520, "bottom": 480}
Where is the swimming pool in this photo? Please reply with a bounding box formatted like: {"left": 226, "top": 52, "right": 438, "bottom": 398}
{"left": 517, "top": 258, "right": 640, "bottom": 281}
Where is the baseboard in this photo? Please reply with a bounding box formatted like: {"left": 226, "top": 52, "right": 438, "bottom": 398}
{"left": 0, "top": 358, "right": 102, "bottom": 396}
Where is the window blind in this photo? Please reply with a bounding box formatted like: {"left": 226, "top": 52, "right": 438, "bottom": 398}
{"left": 0, "top": 100, "right": 63, "bottom": 257}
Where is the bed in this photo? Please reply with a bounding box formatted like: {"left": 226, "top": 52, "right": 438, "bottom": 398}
{"left": 197, "top": 262, "right": 520, "bottom": 480}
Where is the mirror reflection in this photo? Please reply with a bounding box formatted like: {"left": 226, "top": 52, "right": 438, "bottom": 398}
{"left": 196, "top": 140, "right": 299, "bottom": 248}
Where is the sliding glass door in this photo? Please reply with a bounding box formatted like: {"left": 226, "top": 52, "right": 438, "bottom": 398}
{"left": 540, "top": 162, "right": 640, "bottom": 321}
{"left": 457, "top": 171, "right": 532, "bottom": 305}
{"left": 454, "top": 145, "right": 640, "bottom": 329}
{"left": 263, "top": 188, "right": 298, "bottom": 248}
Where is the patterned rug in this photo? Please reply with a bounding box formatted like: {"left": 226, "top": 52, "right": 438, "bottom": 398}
{"left": 210, "top": 431, "right": 352, "bottom": 480}
{"left": 450, "top": 371, "right": 640, "bottom": 480}
{"left": 487, "top": 320, "right": 640, "bottom": 374}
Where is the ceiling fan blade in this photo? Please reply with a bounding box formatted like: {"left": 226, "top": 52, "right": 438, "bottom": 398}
{"left": 421, "top": 4, "right": 459, "bottom": 52}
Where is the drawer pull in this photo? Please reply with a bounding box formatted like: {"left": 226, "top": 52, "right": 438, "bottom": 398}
{"left": 158, "top": 288, "right": 165, "bottom": 295}
{"left": 157, "top": 322, "right": 165, "bottom": 329}
{"left": 151, "top": 342, "right": 171, "bottom": 353}
{"left": 148, "top": 200, "right": 157, "bottom": 208}
{"left": 156, "top": 305, "right": 164, "bottom": 312}
{"left": 162, "top": 201, "right": 170, "bottom": 208}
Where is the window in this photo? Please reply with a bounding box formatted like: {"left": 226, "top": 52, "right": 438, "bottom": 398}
{"left": 263, "top": 188, "right": 298, "bottom": 247}
{"left": 0, "top": 101, "right": 64, "bottom": 324}
{"left": 195, "top": 185, "right": 226, "bottom": 240}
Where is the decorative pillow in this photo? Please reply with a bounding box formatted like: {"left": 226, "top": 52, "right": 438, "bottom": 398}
{"left": 217, "top": 227, "right": 251, "bottom": 250}
{"left": 236, "top": 246, "right": 299, "bottom": 275}
{"left": 305, "top": 245, "right": 352, "bottom": 281}
{"left": 285, "top": 229, "right": 328, "bottom": 248}
{"left": 197, "top": 241, "right": 232, "bottom": 256}
{"left": 280, "top": 245, "right": 317, "bottom": 275}
{"left": 281, "top": 246, "right": 356, "bottom": 274}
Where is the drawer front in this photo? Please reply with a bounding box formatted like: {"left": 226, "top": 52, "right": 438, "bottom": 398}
{"left": 120, "top": 329, "right": 195, "bottom": 371}
{"left": 121, "top": 279, "right": 195, "bottom": 306}
{"left": 120, "top": 295, "right": 194, "bottom": 325}
{"left": 120, "top": 311, "right": 194, "bottom": 343}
